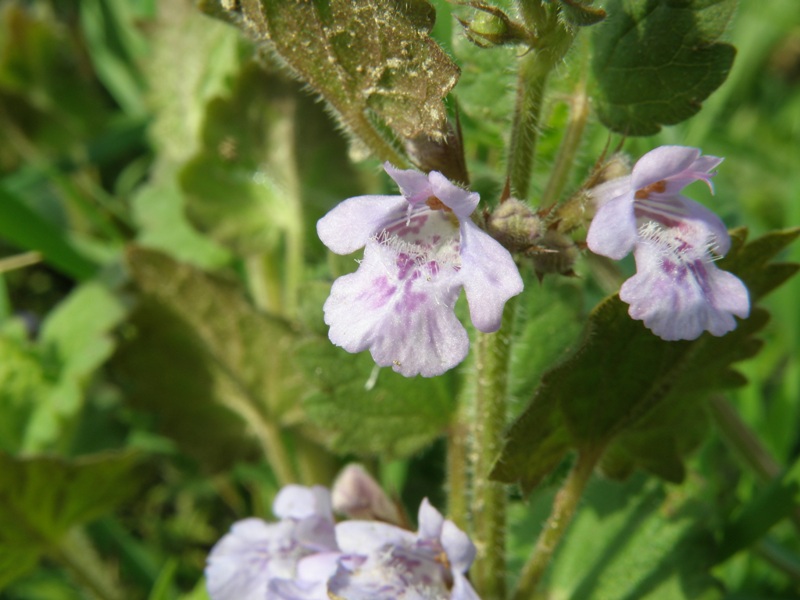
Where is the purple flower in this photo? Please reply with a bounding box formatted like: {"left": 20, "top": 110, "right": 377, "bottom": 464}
{"left": 205, "top": 485, "right": 339, "bottom": 600}
{"left": 332, "top": 463, "right": 404, "bottom": 526}
{"left": 329, "top": 498, "right": 480, "bottom": 600}
{"left": 317, "top": 163, "right": 523, "bottom": 377}
{"left": 586, "top": 145, "right": 749, "bottom": 340}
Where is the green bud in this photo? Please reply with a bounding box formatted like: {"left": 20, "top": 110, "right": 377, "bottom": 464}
{"left": 488, "top": 198, "right": 545, "bottom": 252}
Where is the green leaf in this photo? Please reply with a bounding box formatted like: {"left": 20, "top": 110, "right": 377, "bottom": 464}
{"left": 716, "top": 454, "right": 800, "bottom": 563}
{"left": 592, "top": 0, "right": 737, "bottom": 135}
{"left": 118, "top": 247, "right": 306, "bottom": 468}
{"left": 0, "top": 450, "right": 151, "bottom": 589}
{"left": 493, "top": 228, "right": 800, "bottom": 493}
{"left": 0, "top": 185, "right": 99, "bottom": 281}
{"left": 199, "top": 0, "right": 459, "bottom": 142}
{"left": 179, "top": 63, "right": 297, "bottom": 256}
{"left": 23, "top": 281, "right": 128, "bottom": 452}
{"left": 297, "top": 339, "right": 458, "bottom": 458}
{"left": 524, "top": 474, "right": 723, "bottom": 599}
{"left": 131, "top": 174, "right": 232, "bottom": 270}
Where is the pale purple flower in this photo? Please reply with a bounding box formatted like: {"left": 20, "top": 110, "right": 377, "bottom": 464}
{"left": 317, "top": 163, "right": 523, "bottom": 377}
{"left": 586, "top": 145, "right": 749, "bottom": 340}
{"left": 329, "top": 498, "right": 480, "bottom": 600}
{"left": 205, "top": 485, "right": 339, "bottom": 600}
{"left": 332, "top": 463, "right": 404, "bottom": 526}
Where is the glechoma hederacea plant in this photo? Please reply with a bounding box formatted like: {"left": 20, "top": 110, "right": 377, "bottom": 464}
{"left": 1, "top": 0, "right": 798, "bottom": 599}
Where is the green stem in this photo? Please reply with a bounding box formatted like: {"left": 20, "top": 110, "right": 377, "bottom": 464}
{"left": 245, "top": 254, "right": 283, "bottom": 315}
{"left": 50, "top": 528, "right": 125, "bottom": 600}
{"left": 512, "top": 446, "right": 602, "bottom": 600}
{"left": 506, "top": 51, "right": 551, "bottom": 200}
{"left": 540, "top": 73, "right": 589, "bottom": 207}
{"left": 470, "top": 298, "right": 517, "bottom": 599}
{"left": 446, "top": 386, "right": 472, "bottom": 531}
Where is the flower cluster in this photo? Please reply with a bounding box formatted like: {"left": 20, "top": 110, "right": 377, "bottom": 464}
{"left": 205, "top": 465, "right": 481, "bottom": 600}
{"left": 587, "top": 145, "right": 750, "bottom": 340}
{"left": 317, "top": 163, "right": 523, "bottom": 377}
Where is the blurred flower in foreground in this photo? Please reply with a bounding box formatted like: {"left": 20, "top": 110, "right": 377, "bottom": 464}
{"left": 317, "top": 163, "right": 523, "bottom": 377}
{"left": 587, "top": 145, "right": 749, "bottom": 340}
{"left": 329, "top": 499, "right": 480, "bottom": 600}
{"left": 206, "top": 467, "right": 480, "bottom": 600}
{"left": 205, "top": 485, "right": 338, "bottom": 600}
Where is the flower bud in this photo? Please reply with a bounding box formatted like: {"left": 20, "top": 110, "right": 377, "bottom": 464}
{"left": 331, "top": 464, "right": 404, "bottom": 526}
{"left": 487, "top": 198, "right": 545, "bottom": 253}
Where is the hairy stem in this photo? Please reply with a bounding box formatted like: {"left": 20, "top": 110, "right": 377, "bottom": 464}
{"left": 507, "top": 3, "right": 575, "bottom": 200}
{"left": 506, "top": 51, "right": 551, "bottom": 200}
{"left": 512, "top": 446, "right": 603, "bottom": 600}
{"left": 470, "top": 298, "right": 517, "bottom": 599}
{"left": 447, "top": 387, "right": 472, "bottom": 531}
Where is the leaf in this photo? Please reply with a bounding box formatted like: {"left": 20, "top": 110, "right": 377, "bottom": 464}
{"left": 493, "top": 228, "right": 800, "bottom": 493}
{"left": 0, "top": 185, "right": 99, "bottom": 281}
{"left": 23, "top": 281, "right": 128, "bottom": 452}
{"left": 119, "top": 247, "right": 307, "bottom": 466}
{"left": 716, "top": 454, "right": 800, "bottom": 563}
{"left": 528, "top": 474, "right": 723, "bottom": 599}
{"left": 0, "top": 450, "right": 151, "bottom": 589}
{"left": 199, "top": 0, "right": 459, "bottom": 141}
{"left": 179, "top": 63, "right": 298, "bottom": 256}
{"left": 592, "top": 0, "right": 737, "bottom": 135}
{"left": 297, "top": 338, "right": 458, "bottom": 458}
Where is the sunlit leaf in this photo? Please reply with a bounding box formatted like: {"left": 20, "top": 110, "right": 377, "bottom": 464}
{"left": 199, "top": 0, "right": 459, "bottom": 142}
{"left": 592, "top": 0, "right": 737, "bottom": 135}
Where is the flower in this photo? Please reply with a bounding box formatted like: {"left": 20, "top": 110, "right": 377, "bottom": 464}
{"left": 586, "top": 145, "right": 749, "bottom": 340}
{"left": 205, "top": 485, "right": 339, "bottom": 600}
{"left": 329, "top": 498, "right": 480, "bottom": 600}
{"left": 331, "top": 463, "right": 404, "bottom": 526}
{"left": 317, "top": 163, "right": 523, "bottom": 377}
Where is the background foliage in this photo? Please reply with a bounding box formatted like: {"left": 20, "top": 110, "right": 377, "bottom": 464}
{"left": 0, "top": 0, "right": 799, "bottom": 598}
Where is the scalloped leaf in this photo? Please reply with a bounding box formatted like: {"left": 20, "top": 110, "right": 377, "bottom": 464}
{"left": 592, "top": 0, "right": 737, "bottom": 135}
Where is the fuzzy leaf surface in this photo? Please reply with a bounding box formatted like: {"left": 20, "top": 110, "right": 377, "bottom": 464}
{"left": 199, "top": 0, "right": 459, "bottom": 140}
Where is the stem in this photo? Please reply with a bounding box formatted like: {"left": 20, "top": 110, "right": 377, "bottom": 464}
{"left": 506, "top": 51, "right": 551, "bottom": 200}
{"left": 446, "top": 386, "right": 472, "bottom": 531}
{"left": 540, "top": 74, "right": 589, "bottom": 207}
{"left": 512, "top": 446, "right": 603, "bottom": 600}
{"left": 245, "top": 254, "right": 283, "bottom": 315}
{"left": 470, "top": 298, "right": 517, "bottom": 599}
{"left": 50, "top": 528, "right": 125, "bottom": 600}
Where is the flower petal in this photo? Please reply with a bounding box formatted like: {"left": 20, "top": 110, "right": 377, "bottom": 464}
{"left": 620, "top": 239, "right": 749, "bottom": 340}
{"left": 679, "top": 196, "right": 732, "bottom": 255}
{"left": 429, "top": 170, "right": 479, "bottom": 219}
{"left": 273, "top": 485, "right": 332, "bottom": 521}
{"left": 586, "top": 193, "right": 638, "bottom": 260}
{"left": 631, "top": 145, "right": 700, "bottom": 190}
{"left": 323, "top": 241, "right": 469, "bottom": 377}
{"left": 384, "top": 162, "right": 433, "bottom": 204}
{"left": 459, "top": 220, "right": 524, "bottom": 332}
{"left": 317, "top": 194, "right": 407, "bottom": 255}
{"left": 332, "top": 464, "right": 403, "bottom": 525}
{"left": 335, "top": 521, "right": 416, "bottom": 555}
{"left": 452, "top": 572, "right": 482, "bottom": 600}
{"left": 440, "top": 520, "right": 476, "bottom": 573}
{"left": 417, "top": 498, "right": 444, "bottom": 541}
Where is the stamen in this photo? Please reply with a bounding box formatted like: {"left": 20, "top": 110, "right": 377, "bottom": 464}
{"left": 634, "top": 180, "right": 667, "bottom": 200}
{"left": 426, "top": 195, "right": 452, "bottom": 212}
